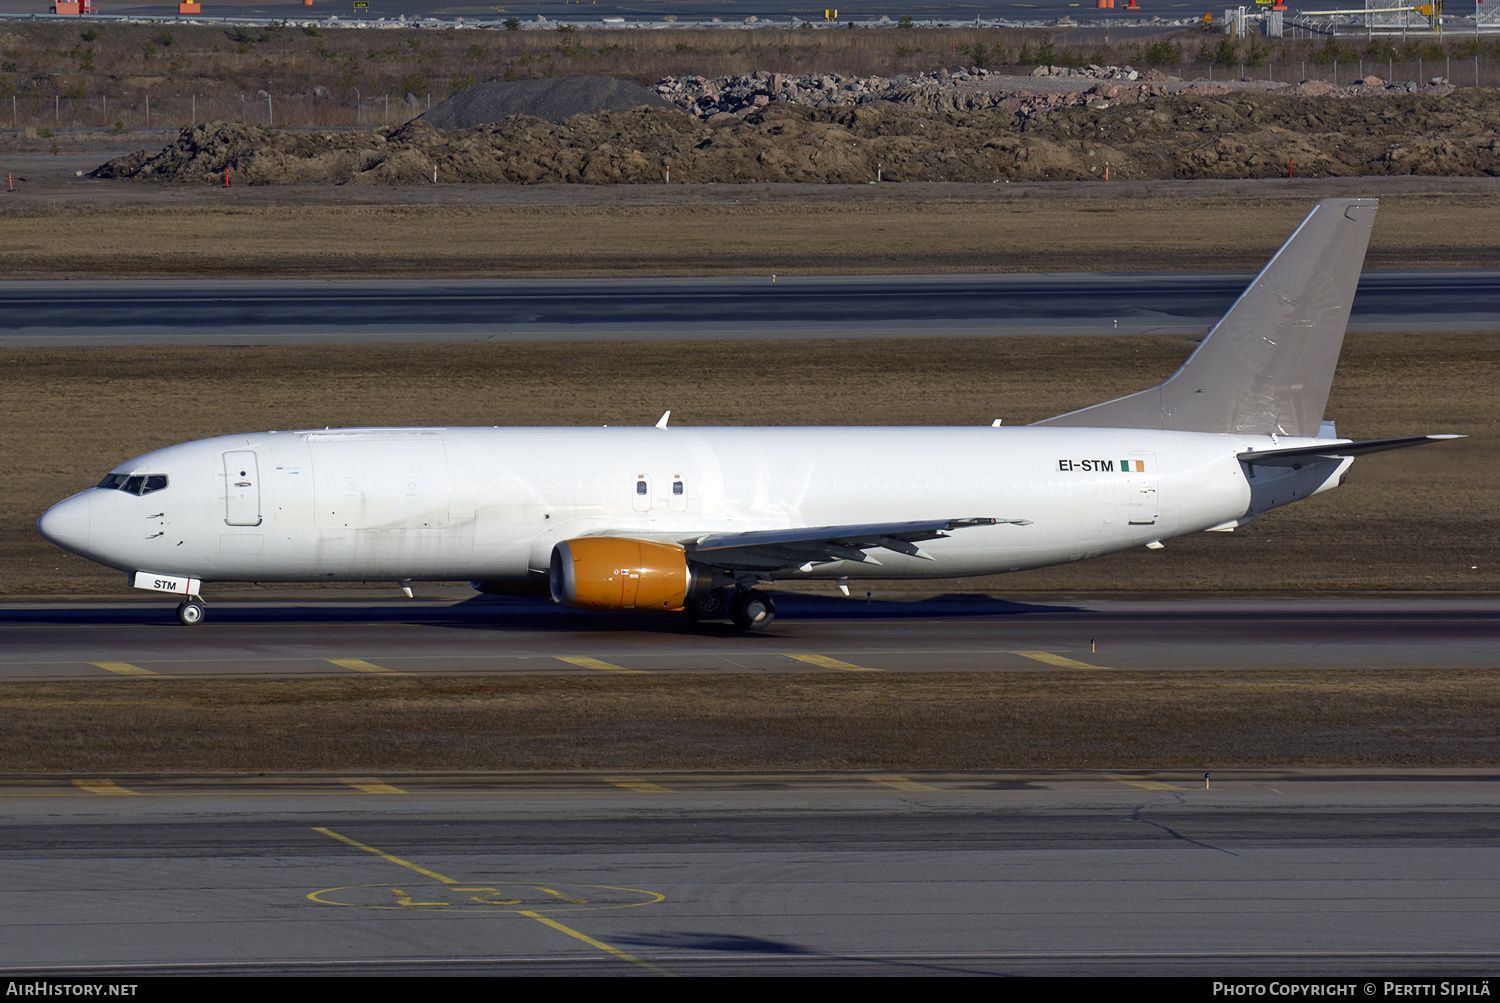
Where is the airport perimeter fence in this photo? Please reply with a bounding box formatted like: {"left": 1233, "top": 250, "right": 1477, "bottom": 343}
{"left": 6, "top": 56, "right": 1500, "bottom": 134}
{"left": 6, "top": 89, "right": 429, "bottom": 134}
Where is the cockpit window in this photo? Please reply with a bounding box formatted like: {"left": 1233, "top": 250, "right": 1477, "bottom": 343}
{"left": 96, "top": 473, "right": 168, "bottom": 496}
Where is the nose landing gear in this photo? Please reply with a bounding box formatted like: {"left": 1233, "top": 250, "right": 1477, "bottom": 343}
{"left": 175, "top": 598, "right": 206, "bottom": 626}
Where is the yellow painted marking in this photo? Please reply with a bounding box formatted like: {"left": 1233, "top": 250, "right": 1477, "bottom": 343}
{"left": 866, "top": 776, "right": 938, "bottom": 791}
{"left": 391, "top": 887, "right": 449, "bottom": 907}
{"left": 327, "top": 658, "right": 401, "bottom": 674}
{"left": 1014, "top": 651, "right": 1111, "bottom": 670}
{"left": 536, "top": 886, "right": 589, "bottom": 904}
{"left": 72, "top": 779, "right": 137, "bottom": 795}
{"left": 520, "top": 911, "right": 675, "bottom": 977}
{"left": 313, "top": 827, "right": 458, "bottom": 883}
{"left": 604, "top": 777, "right": 671, "bottom": 793}
{"left": 454, "top": 887, "right": 523, "bottom": 905}
{"left": 786, "top": 653, "right": 880, "bottom": 672}
{"left": 339, "top": 778, "right": 407, "bottom": 794}
{"left": 1106, "top": 774, "right": 1184, "bottom": 791}
{"left": 314, "top": 827, "right": 670, "bottom": 975}
{"left": 555, "top": 655, "right": 642, "bottom": 673}
{"left": 91, "top": 661, "right": 159, "bottom": 677}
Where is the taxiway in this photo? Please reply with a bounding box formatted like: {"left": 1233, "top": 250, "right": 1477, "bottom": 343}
{"left": 0, "top": 772, "right": 1496, "bottom": 977}
{"left": 2, "top": 594, "right": 1497, "bottom": 679}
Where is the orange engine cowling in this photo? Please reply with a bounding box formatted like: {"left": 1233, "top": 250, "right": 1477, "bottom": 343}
{"left": 548, "top": 538, "right": 693, "bottom": 611}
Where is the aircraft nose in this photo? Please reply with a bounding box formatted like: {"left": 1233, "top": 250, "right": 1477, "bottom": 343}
{"left": 38, "top": 492, "right": 92, "bottom": 554}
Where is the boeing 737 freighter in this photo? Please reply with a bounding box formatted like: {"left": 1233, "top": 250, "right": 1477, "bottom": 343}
{"left": 37, "top": 199, "right": 1458, "bottom": 629}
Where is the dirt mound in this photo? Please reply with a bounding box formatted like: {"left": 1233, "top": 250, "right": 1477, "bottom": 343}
{"left": 422, "top": 77, "right": 677, "bottom": 128}
{"left": 94, "top": 89, "right": 1500, "bottom": 185}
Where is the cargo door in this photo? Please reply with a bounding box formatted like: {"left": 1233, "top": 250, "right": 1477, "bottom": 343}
{"left": 1126, "top": 450, "right": 1158, "bottom": 525}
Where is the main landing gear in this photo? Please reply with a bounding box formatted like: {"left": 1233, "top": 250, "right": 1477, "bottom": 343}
{"left": 728, "top": 589, "right": 775, "bottom": 631}
{"left": 685, "top": 586, "right": 732, "bottom": 620}
{"left": 686, "top": 586, "right": 777, "bottom": 630}
{"left": 175, "top": 598, "right": 206, "bottom": 626}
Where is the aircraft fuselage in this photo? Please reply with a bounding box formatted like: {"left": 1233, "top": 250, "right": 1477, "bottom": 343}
{"left": 39, "top": 424, "right": 1347, "bottom": 590}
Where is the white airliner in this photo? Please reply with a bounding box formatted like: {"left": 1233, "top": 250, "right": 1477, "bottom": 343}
{"left": 38, "top": 198, "right": 1458, "bottom": 629}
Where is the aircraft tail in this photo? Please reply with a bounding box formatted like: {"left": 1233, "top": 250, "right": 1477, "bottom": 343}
{"left": 1033, "top": 198, "right": 1377, "bottom": 437}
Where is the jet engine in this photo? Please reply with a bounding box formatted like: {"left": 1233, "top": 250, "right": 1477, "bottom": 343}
{"left": 548, "top": 538, "right": 693, "bottom": 611}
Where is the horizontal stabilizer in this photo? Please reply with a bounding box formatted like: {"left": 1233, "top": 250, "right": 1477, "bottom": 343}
{"left": 1237, "top": 434, "right": 1464, "bottom": 466}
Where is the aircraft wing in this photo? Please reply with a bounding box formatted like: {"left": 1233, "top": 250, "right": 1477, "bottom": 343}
{"left": 681, "top": 517, "right": 1027, "bottom": 572}
{"left": 1237, "top": 434, "right": 1464, "bottom": 466}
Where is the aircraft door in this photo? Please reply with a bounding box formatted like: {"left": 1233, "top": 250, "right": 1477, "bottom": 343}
{"left": 224, "top": 450, "right": 262, "bottom": 527}
{"left": 1126, "top": 450, "right": 1158, "bottom": 525}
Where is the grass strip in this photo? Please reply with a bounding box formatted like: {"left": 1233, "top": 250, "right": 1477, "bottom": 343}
{"left": 3, "top": 669, "right": 1498, "bottom": 773}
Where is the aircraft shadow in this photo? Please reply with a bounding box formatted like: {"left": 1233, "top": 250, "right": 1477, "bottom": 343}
{"left": 0, "top": 592, "right": 1087, "bottom": 634}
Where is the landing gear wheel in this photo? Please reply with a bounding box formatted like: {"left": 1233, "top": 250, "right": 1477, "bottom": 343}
{"left": 176, "top": 599, "right": 205, "bottom": 626}
{"left": 728, "top": 590, "right": 776, "bottom": 631}
{"left": 686, "top": 587, "right": 732, "bottom": 621}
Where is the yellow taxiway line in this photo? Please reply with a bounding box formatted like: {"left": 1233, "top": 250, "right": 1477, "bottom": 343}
{"left": 90, "top": 661, "right": 160, "bottom": 677}
{"left": 555, "top": 656, "right": 642, "bottom": 674}
{"left": 326, "top": 658, "right": 403, "bottom": 674}
{"left": 1014, "top": 651, "right": 1111, "bottom": 670}
{"left": 785, "top": 653, "right": 880, "bottom": 672}
{"left": 313, "top": 826, "right": 672, "bottom": 975}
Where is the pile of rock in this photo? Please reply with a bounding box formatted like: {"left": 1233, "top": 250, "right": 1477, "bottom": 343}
{"left": 1029, "top": 64, "right": 1167, "bottom": 81}
{"left": 652, "top": 67, "right": 998, "bottom": 118}
{"left": 93, "top": 73, "right": 1488, "bottom": 186}
{"left": 654, "top": 63, "right": 1455, "bottom": 120}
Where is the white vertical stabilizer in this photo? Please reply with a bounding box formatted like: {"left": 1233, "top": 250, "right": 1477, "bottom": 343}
{"left": 1034, "top": 198, "right": 1377, "bottom": 437}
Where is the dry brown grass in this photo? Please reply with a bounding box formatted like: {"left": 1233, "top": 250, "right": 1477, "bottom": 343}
{"left": 3, "top": 670, "right": 1497, "bottom": 773}
{"left": 6, "top": 189, "right": 1500, "bottom": 279}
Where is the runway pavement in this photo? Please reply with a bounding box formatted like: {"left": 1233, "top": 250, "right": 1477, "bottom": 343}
{"left": 0, "top": 772, "right": 1496, "bottom": 976}
{"left": 4, "top": 270, "right": 1499, "bottom": 346}
{"left": 2, "top": 593, "right": 1496, "bottom": 678}
{"left": 3, "top": 598, "right": 1495, "bottom": 976}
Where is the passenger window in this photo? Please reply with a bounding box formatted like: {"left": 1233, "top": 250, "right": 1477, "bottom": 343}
{"left": 672, "top": 480, "right": 684, "bottom": 495}
{"left": 635, "top": 480, "right": 648, "bottom": 495}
